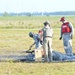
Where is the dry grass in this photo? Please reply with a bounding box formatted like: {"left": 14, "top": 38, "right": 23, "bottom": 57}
{"left": 0, "top": 16, "right": 75, "bottom": 29}
{"left": 0, "top": 16, "right": 75, "bottom": 75}
{"left": 0, "top": 62, "right": 75, "bottom": 75}
{"left": 0, "top": 29, "right": 75, "bottom": 54}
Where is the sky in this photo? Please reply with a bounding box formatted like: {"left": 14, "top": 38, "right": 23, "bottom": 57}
{"left": 0, "top": 0, "right": 75, "bottom": 13}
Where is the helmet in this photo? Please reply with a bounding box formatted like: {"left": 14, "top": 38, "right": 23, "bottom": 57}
{"left": 29, "top": 32, "right": 33, "bottom": 37}
{"left": 43, "top": 21, "right": 50, "bottom": 26}
{"left": 60, "top": 17, "right": 65, "bottom": 21}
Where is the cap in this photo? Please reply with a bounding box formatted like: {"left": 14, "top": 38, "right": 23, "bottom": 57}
{"left": 60, "top": 17, "right": 65, "bottom": 21}
{"left": 44, "top": 21, "right": 50, "bottom": 25}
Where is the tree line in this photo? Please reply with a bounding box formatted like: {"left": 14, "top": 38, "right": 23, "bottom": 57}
{"left": 0, "top": 11, "right": 75, "bottom": 16}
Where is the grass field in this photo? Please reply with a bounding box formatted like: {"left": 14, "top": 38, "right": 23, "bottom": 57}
{"left": 0, "top": 29, "right": 75, "bottom": 54}
{"left": 0, "top": 16, "right": 75, "bottom": 75}
{"left": 0, "top": 62, "right": 75, "bottom": 75}
{"left": 0, "top": 16, "right": 75, "bottom": 29}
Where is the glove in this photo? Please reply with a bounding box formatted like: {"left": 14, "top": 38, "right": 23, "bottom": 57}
{"left": 40, "top": 40, "right": 43, "bottom": 45}
{"left": 29, "top": 47, "right": 31, "bottom": 50}
{"left": 59, "top": 37, "right": 62, "bottom": 40}
{"left": 71, "top": 35, "right": 73, "bottom": 39}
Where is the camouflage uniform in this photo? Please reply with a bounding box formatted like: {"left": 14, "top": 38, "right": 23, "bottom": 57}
{"left": 53, "top": 50, "right": 75, "bottom": 61}
{"left": 33, "top": 34, "right": 42, "bottom": 49}
{"left": 29, "top": 32, "right": 42, "bottom": 49}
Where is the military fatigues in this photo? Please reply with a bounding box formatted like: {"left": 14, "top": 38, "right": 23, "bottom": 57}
{"left": 33, "top": 34, "right": 42, "bottom": 49}
{"left": 60, "top": 22, "right": 74, "bottom": 56}
{"left": 29, "top": 32, "right": 42, "bottom": 50}
{"left": 53, "top": 50, "right": 75, "bottom": 61}
{"left": 42, "top": 25, "right": 53, "bottom": 62}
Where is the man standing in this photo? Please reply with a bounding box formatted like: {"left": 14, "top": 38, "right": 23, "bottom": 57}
{"left": 38, "top": 29, "right": 43, "bottom": 45}
{"left": 42, "top": 21, "right": 53, "bottom": 62}
{"left": 59, "top": 17, "right": 74, "bottom": 56}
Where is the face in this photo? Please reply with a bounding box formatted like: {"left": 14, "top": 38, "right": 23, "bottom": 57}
{"left": 61, "top": 20, "right": 64, "bottom": 23}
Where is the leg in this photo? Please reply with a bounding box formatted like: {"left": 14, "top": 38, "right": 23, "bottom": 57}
{"left": 63, "top": 34, "right": 73, "bottom": 56}
{"left": 48, "top": 38, "right": 53, "bottom": 62}
{"left": 43, "top": 38, "right": 48, "bottom": 61}
{"left": 68, "top": 39, "right": 73, "bottom": 56}
{"left": 53, "top": 51, "right": 62, "bottom": 61}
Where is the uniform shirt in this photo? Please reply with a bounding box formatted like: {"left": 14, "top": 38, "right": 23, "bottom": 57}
{"left": 42, "top": 25, "right": 53, "bottom": 40}
{"left": 33, "top": 34, "right": 42, "bottom": 49}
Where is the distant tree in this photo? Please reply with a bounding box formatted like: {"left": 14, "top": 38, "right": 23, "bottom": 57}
{"left": 3, "top": 11, "right": 9, "bottom": 16}
{"left": 26, "top": 12, "right": 31, "bottom": 16}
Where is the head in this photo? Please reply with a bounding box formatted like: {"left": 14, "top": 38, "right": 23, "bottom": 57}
{"left": 43, "top": 21, "right": 50, "bottom": 26}
{"left": 38, "top": 30, "right": 43, "bottom": 34}
{"left": 29, "top": 32, "right": 34, "bottom": 37}
{"left": 38, "top": 30, "right": 42, "bottom": 33}
{"left": 60, "top": 17, "right": 65, "bottom": 23}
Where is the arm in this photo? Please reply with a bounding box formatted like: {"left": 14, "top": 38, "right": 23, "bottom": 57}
{"left": 29, "top": 42, "right": 35, "bottom": 50}
{"left": 68, "top": 22, "right": 74, "bottom": 39}
{"left": 68, "top": 22, "right": 74, "bottom": 35}
{"left": 51, "top": 28, "right": 53, "bottom": 37}
{"left": 59, "top": 26, "right": 62, "bottom": 40}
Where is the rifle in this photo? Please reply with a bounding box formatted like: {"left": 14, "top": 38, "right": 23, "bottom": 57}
{"left": 21, "top": 48, "right": 34, "bottom": 54}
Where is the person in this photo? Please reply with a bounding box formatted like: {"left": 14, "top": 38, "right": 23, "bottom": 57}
{"left": 38, "top": 29, "right": 43, "bottom": 45}
{"left": 53, "top": 50, "right": 75, "bottom": 61}
{"left": 42, "top": 21, "right": 53, "bottom": 62}
{"left": 29, "top": 32, "right": 42, "bottom": 50}
{"left": 59, "top": 17, "right": 74, "bottom": 56}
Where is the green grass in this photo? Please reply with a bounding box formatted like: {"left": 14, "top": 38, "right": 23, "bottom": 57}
{"left": 0, "top": 16, "right": 75, "bottom": 75}
{"left": 0, "top": 62, "right": 75, "bottom": 75}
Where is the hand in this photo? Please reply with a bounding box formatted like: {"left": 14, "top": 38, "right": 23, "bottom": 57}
{"left": 29, "top": 47, "right": 31, "bottom": 50}
{"left": 29, "top": 45, "right": 33, "bottom": 50}
{"left": 40, "top": 40, "right": 43, "bottom": 45}
{"left": 71, "top": 35, "right": 73, "bottom": 39}
{"left": 59, "top": 37, "right": 62, "bottom": 40}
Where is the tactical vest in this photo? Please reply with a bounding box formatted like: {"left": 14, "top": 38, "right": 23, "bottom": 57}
{"left": 43, "top": 27, "right": 52, "bottom": 37}
{"left": 61, "top": 22, "right": 71, "bottom": 33}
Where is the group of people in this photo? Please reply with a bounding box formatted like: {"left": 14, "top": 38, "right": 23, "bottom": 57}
{"left": 28, "top": 17, "right": 74, "bottom": 62}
